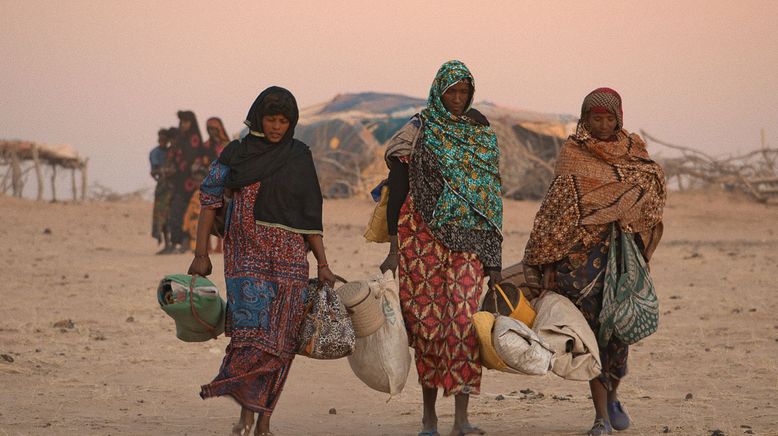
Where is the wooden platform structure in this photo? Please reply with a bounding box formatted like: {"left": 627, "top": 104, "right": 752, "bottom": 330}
{"left": 0, "top": 140, "right": 88, "bottom": 201}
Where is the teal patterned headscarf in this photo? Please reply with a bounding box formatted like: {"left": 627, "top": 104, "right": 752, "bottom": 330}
{"left": 419, "top": 60, "right": 502, "bottom": 232}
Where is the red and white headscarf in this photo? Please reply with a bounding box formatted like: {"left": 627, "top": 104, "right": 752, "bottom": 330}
{"left": 574, "top": 87, "right": 623, "bottom": 141}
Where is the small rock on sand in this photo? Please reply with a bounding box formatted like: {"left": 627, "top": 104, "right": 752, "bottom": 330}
{"left": 53, "top": 319, "right": 75, "bottom": 329}
{"left": 328, "top": 408, "right": 337, "bottom": 415}
{"left": 685, "top": 393, "right": 694, "bottom": 400}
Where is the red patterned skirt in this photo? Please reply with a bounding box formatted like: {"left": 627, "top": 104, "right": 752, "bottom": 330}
{"left": 199, "top": 177, "right": 309, "bottom": 414}
{"left": 398, "top": 198, "right": 484, "bottom": 396}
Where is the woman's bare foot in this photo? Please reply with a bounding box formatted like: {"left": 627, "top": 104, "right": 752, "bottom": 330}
{"left": 421, "top": 387, "right": 439, "bottom": 435}
{"left": 231, "top": 422, "right": 252, "bottom": 436}
{"left": 449, "top": 423, "right": 485, "bottom": 436}
{"left": 254, "top": 413, "right": 272, "bottom": 436}
{"left": 232, "top": 408, "right": 254, "bottom": 436}
{"left": 451, "top": 394, "right": 485, "bottom": 436}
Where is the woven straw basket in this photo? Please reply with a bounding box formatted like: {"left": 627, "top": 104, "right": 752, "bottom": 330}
{"left": 337, "top": 281, "right": 385, "bottom": 337}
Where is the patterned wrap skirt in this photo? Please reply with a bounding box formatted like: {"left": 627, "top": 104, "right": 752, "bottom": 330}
{"left": 398, "top": 197, "right": 484, "bottom": 396}
{"left": 553, "top": 226, "right": 628, "bottom": 390}
{"left": 198, "top": 162, "right": 309, "bottom": 414}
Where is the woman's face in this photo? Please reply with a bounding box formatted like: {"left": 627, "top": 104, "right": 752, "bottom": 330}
{"left": 441, "top": 80, "right": 471, "bottom": 116}
{"left": 261, "top": 114, "right": 291, "bottom": 143}
{"left": 586, "top": 111, "right": 618, "bottom": 140}
{"left": 179, "top": 119, "right": 192, "bottom": 132}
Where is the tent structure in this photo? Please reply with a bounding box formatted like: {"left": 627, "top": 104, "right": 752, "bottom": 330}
{"left": 0, "top": 140, "right": 88, "bottom": 201}
{"left": 296, "top": 92, "right": 575, "bottom": 199}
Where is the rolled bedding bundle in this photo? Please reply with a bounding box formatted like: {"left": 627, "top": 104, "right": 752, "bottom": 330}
{"left": 492, "top": 315, "right": 555, "bottom": 376}
{"left": 532, "top": 292, "right": 602, "bottom": 381}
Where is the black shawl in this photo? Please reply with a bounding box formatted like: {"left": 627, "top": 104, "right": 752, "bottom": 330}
{"left": 218, "top": 87, "right": 323, "bottom": 234}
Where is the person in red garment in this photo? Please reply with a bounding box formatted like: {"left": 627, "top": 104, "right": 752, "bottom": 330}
{"left": 188, "top": 87, "right": 336, "bottom": 436}
{"left": 381, "top": 60, "right": 502, "bottom": 436}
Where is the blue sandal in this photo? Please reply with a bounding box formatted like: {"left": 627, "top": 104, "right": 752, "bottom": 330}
{"left": 418, "top": 430, "right": 440, "bottom": 436}
{"left": 607, "top": 401, "right": 631, "bottom": 431}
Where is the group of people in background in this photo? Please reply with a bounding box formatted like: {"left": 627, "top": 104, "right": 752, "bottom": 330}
{"left": 149, "top": 112, "right": 231, "bottom": 254}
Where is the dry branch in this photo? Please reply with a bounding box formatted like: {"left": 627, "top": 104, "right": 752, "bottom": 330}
{"left": 641, "top": 130, "right": 778, "bottom": 203}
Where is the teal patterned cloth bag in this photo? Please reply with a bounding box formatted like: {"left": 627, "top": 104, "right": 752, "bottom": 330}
{"left": 598, "top": 224, "right": 659, "bottom": 346}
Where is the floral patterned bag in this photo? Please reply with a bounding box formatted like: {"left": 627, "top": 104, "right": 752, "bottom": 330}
{"left": 297, "top": 278, "right": 356, "bottom": 359}
{"left": 598, "top": 224, "right": 659, "bottom": 346}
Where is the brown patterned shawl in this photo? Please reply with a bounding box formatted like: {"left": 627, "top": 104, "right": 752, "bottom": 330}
{"left": 523, "top": 130, "right": 666, "bottom": 266}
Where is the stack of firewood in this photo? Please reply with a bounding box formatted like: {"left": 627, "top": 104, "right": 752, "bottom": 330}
{"left": 641, "top": 130, "right": 778, "bottom": 203}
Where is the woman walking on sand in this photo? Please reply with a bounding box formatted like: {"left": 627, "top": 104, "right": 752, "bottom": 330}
{"left": 204, "top": 116, "right": 231, "bottom": 156}
{"left": 522, "top": 88, "right": 666, "bottom": 435}
{"left": 150, "top": 128, "right": 173, "bottom": 253}
{"left": 381, "top": 60, "right": 502, "bottom": 436}
{"left": 169, "top": 110, "right": 205, "bottom": 252}
{"left": 181, "top": 117, "right": 221, "bottom": 252}
{"left": 188, "top": 87, "right": 337, "bottom": 436}
{"left": 203, "top": 116, "right": 231, "bottom": 252}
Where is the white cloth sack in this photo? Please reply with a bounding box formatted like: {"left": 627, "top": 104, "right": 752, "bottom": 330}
{"left": 532, "top": 292, "right": 602, "bottom": 381}
{"left": 492, "top": 315, "right": 555, "bottom": 375}
{"left": 347, "top": 271, "right": 411, "bottom": 395}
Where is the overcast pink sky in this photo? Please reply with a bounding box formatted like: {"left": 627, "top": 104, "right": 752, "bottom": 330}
{"left": 2, "top": 1, "right": 777, "bottom": 193}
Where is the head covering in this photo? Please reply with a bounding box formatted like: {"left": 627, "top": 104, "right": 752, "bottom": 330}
{"left": 177, "top": 110, "right": 202, "bottom": 139}
{"left": 206, "top": 117, "right": 230, "bottom": 144}
{"left": 574, "top": 88, "right": 623, "bottom": 141}
{"left": 244, "top": 86, "right": 299, "bottom": 141}
{"left": 417, "top": 60, "right": 502, "bottom": 232}
{"left": 408, "top": 60, "right": 503, "bottom": 268}
{"left": 171, "top": 111, "right": 203, "bottom": 185}
{"left": 218, "top": 87, "right": 323, "bottom": 234}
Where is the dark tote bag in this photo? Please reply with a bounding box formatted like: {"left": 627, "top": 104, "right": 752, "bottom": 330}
{"left": 598, "top": 224, "right": 659, "bottom": 346}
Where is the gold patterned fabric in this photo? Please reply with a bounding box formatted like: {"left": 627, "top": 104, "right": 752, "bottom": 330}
{"left": 523, "top": 130, "right": 666, "bottom": 266}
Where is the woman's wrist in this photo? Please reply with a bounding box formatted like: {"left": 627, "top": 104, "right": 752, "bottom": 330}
{"left": 317, "top": 262, "right": 329, "bottom": 269}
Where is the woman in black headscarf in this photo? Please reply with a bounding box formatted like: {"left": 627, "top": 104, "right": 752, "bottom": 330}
{"left": 188, "top": 87, "right": 336, "bottom": 436}
{"left": 169, "top": 110, "right": 208, "bottom": 252}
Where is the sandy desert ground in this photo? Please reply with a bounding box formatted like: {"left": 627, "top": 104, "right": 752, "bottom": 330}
{"left": 1, "top": 191, "right": 777, "bottom": 436}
